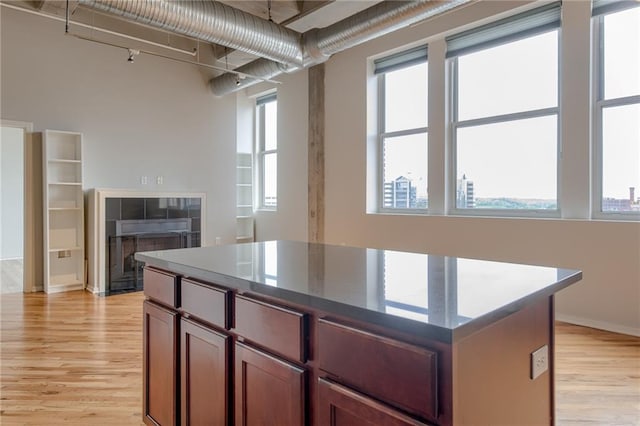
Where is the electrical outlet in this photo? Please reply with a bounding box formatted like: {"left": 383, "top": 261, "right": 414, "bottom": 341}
{"left": 156, "top": 176, "right": 163, "bottom": 185}
{"left": 141, "top": 176, "right": 148, "bottom": 185}
{"left": 531, "top": 345, "right": 549, "bottom": 380}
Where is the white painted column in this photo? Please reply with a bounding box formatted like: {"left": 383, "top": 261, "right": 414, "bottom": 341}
{"left": 560, "top": 0, "right": 593, "bottom": 218}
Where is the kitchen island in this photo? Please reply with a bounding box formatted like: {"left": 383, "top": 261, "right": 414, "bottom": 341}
{"left": 135, "top": 241, "right": 581, "bottom": 426}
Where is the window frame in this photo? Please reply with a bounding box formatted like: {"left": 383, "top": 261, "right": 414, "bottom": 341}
{"left": 376, "top": 49, "right": 429, "bottom": 214}
{"left": 592, "top": 6, "right": 640, "bottom": 221}
{"left": 255, "top": 93, "right": 278, "bottom": 210}
{"left": 448, "top": 27, "right": 562, "bottom": 218}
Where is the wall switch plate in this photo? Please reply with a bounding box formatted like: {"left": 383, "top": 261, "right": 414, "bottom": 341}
{"left": 531, "top": 345, "right": 549, "bottom": 380}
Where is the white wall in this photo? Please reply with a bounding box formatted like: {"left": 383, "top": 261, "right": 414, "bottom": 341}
{"left": 0, "top": 127, "right": 24, "bottom": 259}
{"left": 1, "top": 7, "right": 237, "bottom": 246}
{"left": 318, "top": 1, "right": 640, "bottom": 335}
{"left": 249, "top": 71, "right": 309, "bottom": 243}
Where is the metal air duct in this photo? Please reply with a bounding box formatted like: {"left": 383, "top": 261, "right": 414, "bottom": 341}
{"left": 78, "top": 0, "right": 473, "bottom": 96}
{"left": 78, "top": 0, "right": 305, "bottom": 65}
{"left": 211, "top": 0, "right": 473, "bottom": 95}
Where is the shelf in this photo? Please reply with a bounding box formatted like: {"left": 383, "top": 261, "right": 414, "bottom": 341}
{"left": 48, "top": 246, "right": 83, "bottom": 253}
{"left": 49, "top": 159, "right": 81, "bottom": 164}
{"left": 49, "top": 182, "right": 82, "bottom": 186}
{"left": 44, "top": 130, "right": 84, "bottom": 294}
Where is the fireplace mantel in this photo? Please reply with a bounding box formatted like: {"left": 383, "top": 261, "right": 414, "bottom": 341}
{"left": 86, "top": 189, "right": 207, "bottom": 295}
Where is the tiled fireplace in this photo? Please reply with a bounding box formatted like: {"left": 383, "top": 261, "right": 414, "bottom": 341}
{"left": 87, "top": 190, "right": 206, "bottom": 296}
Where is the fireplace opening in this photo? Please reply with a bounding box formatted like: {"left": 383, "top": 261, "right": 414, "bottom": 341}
{"left": 105, "top": 196, "right": 202, "bottom": 295}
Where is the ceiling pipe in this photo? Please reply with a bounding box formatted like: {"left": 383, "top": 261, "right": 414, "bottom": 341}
{"left": 211, "top": 0, "right": 473, "bottom": 95}
{"left": 78, "top": 0, "right": 474, "bottom": 96}
{"left": 77, "top": 0, "right": 305, "bottom": 65}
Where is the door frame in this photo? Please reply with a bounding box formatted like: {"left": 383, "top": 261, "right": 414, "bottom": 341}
{"left": 1, "top": 119, "right": 37, "bottom": 292}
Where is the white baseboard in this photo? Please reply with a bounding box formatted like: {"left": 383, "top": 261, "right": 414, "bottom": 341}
{"left": 556, "top": 313, "right": 640, "bottom": 337}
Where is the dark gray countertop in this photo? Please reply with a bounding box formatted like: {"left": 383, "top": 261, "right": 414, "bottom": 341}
{"left": 135, "top": 240, "right": 581, "bottom": 343}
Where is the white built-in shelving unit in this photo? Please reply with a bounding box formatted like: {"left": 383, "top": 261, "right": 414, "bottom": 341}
{"left": 43, "top": 130, "right": 85, "bottom": 293}
{"left": 236, "top": 153, "right": 254, "bottom": 243}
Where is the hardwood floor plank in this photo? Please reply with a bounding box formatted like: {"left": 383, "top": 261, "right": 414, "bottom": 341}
{"left": 1, "top": 291, "right": 639, "bottom": 425}
{"left": 555, "top": 321, "right": 640, "bottom": 426}
{"left": 1, "top": 291, "right": 145, "bottom": 425}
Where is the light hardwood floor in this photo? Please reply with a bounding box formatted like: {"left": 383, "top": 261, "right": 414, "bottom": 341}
{"left": 1, "top": 290, "right": 639, "bottom": 425}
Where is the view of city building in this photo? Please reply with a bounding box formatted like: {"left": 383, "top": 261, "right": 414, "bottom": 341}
{"left": 383, "top": 176, "right": 428, "bottom": 209}
{"left": 385, "top": 173, "right": 638, "bottom": 212}
{"left": 456, "top": 174, "right": 475, "bottom": 209}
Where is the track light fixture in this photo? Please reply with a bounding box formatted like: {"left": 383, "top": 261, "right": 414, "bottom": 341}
{"left": 127, "top": 48, "right": 140, "bottom": 63}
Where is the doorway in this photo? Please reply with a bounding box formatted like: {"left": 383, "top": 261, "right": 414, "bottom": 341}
{"left": 0, "top": 120, "right": 35, "bottom": 293}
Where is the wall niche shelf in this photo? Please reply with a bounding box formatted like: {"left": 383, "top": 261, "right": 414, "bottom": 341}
{"left": 43, "top": 130, "right": 85, "bottom": 293}
{"left": 236, "top": 153, "right": 254, "bottom": 243}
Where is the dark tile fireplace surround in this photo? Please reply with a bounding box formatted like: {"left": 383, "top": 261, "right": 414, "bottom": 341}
{"left": 105, "top": 197, "right": 201, "bottom": 295}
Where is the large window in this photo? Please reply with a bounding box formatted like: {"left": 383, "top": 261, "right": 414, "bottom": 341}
{"left": 447, "top": 3, "right": 561, "bottom": 214}
{"left": 594, "top": 3, "right": 640, "bottom": 217}
{"left": 256, "top": 93, "right": 277, "bottom": 209}
{"left": 375, "top": 46, "right": 428, "bottom": 211}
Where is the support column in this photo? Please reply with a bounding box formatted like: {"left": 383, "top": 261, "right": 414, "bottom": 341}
{"left": 308, "top": 64, "right": 325, "bottom": 243}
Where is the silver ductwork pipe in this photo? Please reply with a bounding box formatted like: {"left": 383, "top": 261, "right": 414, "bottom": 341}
{"left": 212, "top": 0, "right": 473, "bottom": 95}
{"left": 313, "top": 0, "right": 471, "bottom": 58}
{"left": 78, "top": 0, "right": 304, "bottom": 65}
{"left": 78, "top": 0, "right": 473, "bottom": 96}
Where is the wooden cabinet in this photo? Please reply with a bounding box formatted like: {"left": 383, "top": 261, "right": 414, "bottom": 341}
{"left": 141, "top": 271, "right": 438, "bottom": 425}
{"left": 42, "top": 130, "right": 84, "bottom": 293}
{"left": 318, "top": 319, "right": 438, "bottom": 421}
{"left": 180, "top": 318, "right": 230, "bottom": 426}
{"left": 234, "top": 295, "right": 307, "bottom": 363}
{"left": 143, "top": 300, "right": 178, "bottom": 426}
{"left": 318, "top": 379, "right": 429, "bottom": 426}
{"left": 235, "top": 342, "right": 306, "bottom": 426}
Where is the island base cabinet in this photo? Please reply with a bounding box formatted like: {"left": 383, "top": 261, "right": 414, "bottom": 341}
{"left": 143, "top": 301, "right": 178, "bottom": 426}
{"left": 180, "top": 318, "right": 230, "bottom": 426}
{"left": 318, "top": 379, "right": 430, "bottom": 426}
{"left": 235, "top": 342, "right": 306, "bottom": 425}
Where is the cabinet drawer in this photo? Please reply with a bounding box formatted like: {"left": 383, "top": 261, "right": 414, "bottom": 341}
{"left": 318, "top": 319, "right": 438, "bottom": 421}
{"left": 234, "top": 295, "right": 307, "bottom": 363}
{"left": 318, "top": 378, "right": 430, "bottom": 426}
{"left": 181, "top": 278, "right": 229, "bottom": 329}
{"left": 143, "top": 267, "right": 178, "bottom": 308}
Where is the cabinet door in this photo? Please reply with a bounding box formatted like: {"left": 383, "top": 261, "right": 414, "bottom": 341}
{"left": 235, "top": 342, "right": 306, "bottom": 425}
{"left": 318, "top": 379, "right": 429, "bottom": 426}
{"left": 181, "top": 318, "right": 230, "bottom": 426}
{"left": 143, "top": 300, "right": 178, "bottom": 426}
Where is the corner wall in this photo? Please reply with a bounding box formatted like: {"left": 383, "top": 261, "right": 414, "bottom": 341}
{"left": 1, "top": 6, "right": 237, "bottom": 248}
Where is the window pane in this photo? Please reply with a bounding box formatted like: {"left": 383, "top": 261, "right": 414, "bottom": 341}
{"left": 457, "top": 31, "right": 558, "bottom": 121}
{"left": 456, "top": 115, "right": 557, "bottom": 209}
{"left": 383, "top": 133, "right": 427, "bottom": 209}
{"left": 602, "top": 103, "right": 640, "bottom": 212}
{"left": 263, "top": 153, "right": 277, "bottom": 207}
{"left": 603, "top": 7, "right": 640, "bottom": 99}
{"left": 384, "top": 62, "right": 427, "bottom": 132}
{"left": 264, "top": 101, "right": 278, "bottom": 150}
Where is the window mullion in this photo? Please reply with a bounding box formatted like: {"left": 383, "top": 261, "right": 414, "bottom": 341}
{"left": 454, "top": 107, "right": 559, "bottom": 129}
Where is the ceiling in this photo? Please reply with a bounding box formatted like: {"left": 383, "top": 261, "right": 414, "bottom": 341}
{"left": 8, "top": 0, "right": 382, "bottom": 73}
{"left": 5, "top": 0, "right": 472, "bottom": 95}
